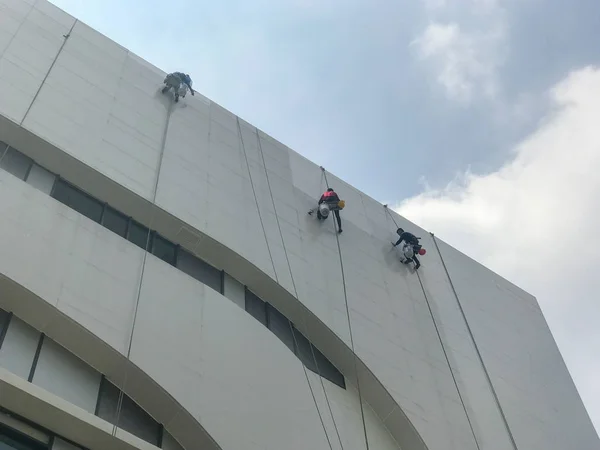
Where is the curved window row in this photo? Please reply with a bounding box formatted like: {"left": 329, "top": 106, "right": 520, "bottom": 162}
{"left": 0, "top": 309, "right": 184, "bottom": 449}
{"left": 245, "top": 291, "right": 345, "bottom": 388}
{"left": 0, "top": 143, "right": 346, "bottom": 389}
{"left": 0, "top": 417, "right": 80, "bottom": 450}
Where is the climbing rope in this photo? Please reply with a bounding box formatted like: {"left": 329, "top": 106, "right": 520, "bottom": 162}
{"left": 236, "top": 120, "right": 335, "bottom": 450}
{"left": 112, "top": 100, "right": 175, "bottom": 439}
{"left": 382, "top": 206, "right": 481, "bottom": 450}
{"left": 321, "top": 168, "right": 370, "bottom": 450}
{"left": 431, "top": 235, "right": 518, "bottom": 450}
{"left": 254, "top": 128, "right": 344, "bottom": 450}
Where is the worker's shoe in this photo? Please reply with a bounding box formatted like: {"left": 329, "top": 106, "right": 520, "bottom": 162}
{"left": 338, "top": 229, "right": 343, "bottom": 234}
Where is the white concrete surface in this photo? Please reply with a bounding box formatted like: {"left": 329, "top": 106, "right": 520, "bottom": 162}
{"left": 0, "top": 0, "right": 597, "bottom": 449}
{"left": 0, "top": 316, "right": 40, "bottom": 379}
{"left": 0, "top": 169, "right": 401, "bottom": 450}
{"left": 32, "top": 337, "right": 102, "bottom": 413}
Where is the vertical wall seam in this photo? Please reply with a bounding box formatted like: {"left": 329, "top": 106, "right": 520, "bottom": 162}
{"left": 20, "top": 19, "right": 78, "bottom": 126}
{"left": 431, "top": 235, "right": 520, "bottom": 450}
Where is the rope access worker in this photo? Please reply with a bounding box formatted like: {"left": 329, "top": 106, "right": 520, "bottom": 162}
{"left": 309, "top": 188, "right": 344, "bottom": 233}
{"left": 162, "top": 72, "right": 195, "bottom": 102}
{"left": 392, "top": 228, "right": 424, "bottom": 269}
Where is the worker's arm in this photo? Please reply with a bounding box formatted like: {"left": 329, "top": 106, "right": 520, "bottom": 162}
{"left": 392, "top": 238, "right": 404, "bottom": 247}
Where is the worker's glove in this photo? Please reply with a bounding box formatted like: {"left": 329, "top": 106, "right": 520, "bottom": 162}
{"left": 391, "top": 242, "right": 396, "bottom": 246}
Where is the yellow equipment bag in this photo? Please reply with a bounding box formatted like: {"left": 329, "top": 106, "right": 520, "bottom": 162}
{"left": 338, "top": 200, "right": 346, "bottom": 210}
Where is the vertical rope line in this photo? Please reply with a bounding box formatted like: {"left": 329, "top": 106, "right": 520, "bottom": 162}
{"left": 254, "top": 129, "right": 340, "bottom": 450}
{"left": 415, "top": 270, "right": 481, "bottom": 450}
{"left": 431, "top": 235, "right": 519, "bottom": 450}
{"left": 382, "top": 206, "right": 481, "bottom": 449}
{"left": 21, "top": 19, "right": 78, "bottom": 126}
{"left": 321, "top": 169, "right": 370, "bottom": 450}
{"left": 113, "top": 100, "right": 174, "bottom": 438}
{"left": 236, "top": 118, "right": 278, "bottom": 281}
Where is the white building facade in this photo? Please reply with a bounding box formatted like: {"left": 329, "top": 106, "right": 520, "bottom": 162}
{"left": 0, "top": 0, "right": 597, "bottom": 449}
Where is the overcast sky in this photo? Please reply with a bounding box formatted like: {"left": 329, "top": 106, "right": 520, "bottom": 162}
{"left": 51, "top": 0, "right": 600, "bottom": 434}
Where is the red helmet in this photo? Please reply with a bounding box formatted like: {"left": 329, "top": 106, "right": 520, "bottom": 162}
{"left": 419, "top": 248, "right": 426, "bottom": 255}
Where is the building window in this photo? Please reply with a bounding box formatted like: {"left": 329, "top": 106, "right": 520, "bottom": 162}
{"left": 0, "top": 423, "right": 48, "bottom": 450}
{"left": 245, "top": 290, "right": 267, "bottom": 326}
{"left": 96, "top": 377, "right": 161, "bottom": 447}
{"left": 294, "top": 329, "right": 345, "bottom": 389}
{"left": 0, "top": 309, "right": 11, "bottom": 349}
{"left": 244, "top": 293, "right": 346, "bottom": 389}
{"left": 0, "top": 147, "right": 33, "bottom": 181}
{"left": 176, "top": 250, "right": 222, "bottom": 293}
{"left": 266, "top": 304, "right": 295, "bottom": 353}
{"left": 151, "top": 234, "right": 177, "bottom": 266}
{"left": 52, "top": 180, "right": 103, "bottom": 223}
{"left": 101, "top": 207, "right": 129, "bottom": 238}
{"left": 25, "top": 165, "right": 56, "bottom": 195}
{"left": 127, "top": 220, "right": 151, "bottom": 251}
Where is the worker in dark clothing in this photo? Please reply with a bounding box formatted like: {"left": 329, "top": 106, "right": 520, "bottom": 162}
{"left": 162, "top": 72, "right": 195, "bottom": 102}
{"left": 392, "top": 228, "right": 422, "bottom": 269}
{"left": 309, "top": 188, "right": 344, "bottom": 233}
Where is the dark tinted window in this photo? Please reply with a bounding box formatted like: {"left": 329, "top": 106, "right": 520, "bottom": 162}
{"left": 266, "top": 304, "right": 295, "bottom": 352}
{"left": 102, "top": 207, "right": 129, "bottom": 238}
{"left": 0, "top": 309, "right": 10, "bottom": 349}
{"left": 52, "top": 180, "right": 103, "bottom": 223}
{"left": 152, "top": 234, "right": 177, "bottom": 266}
{"left": 311, "top": 346, "right": 345, "bottom": 389}
{"left": 293, "top": 328, "right": 318, "bottom": 373}
{"left": 0, "top": 424, "right": 47, "bottom": 450}
{"left": 128, "top": 221, "right": 150, "bottom": 250}
{"left": 293, "top": 326, "right": 345, "bottom": 389}
{"left": 245, "top": 290, "right": 267, "bottom": 326}
{"left": 96, "top": 378, "right": 160, "bottom": 446}
{"left": 176, "top": 250, "right": 222, "bottom": 293}
{"left": 0, "top": 147, "right": 32, "bottom": 181}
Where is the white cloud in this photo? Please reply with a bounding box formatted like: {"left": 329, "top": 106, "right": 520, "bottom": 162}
{"left": 412, "top": 0, "right": 507, "bottom": 103}
{"left": 395, "top": 66, "right": 600, "bottom": 432}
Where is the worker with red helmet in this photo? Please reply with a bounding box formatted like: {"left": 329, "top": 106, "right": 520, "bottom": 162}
{"left": 309, "top": 188, "right": 343, "bottom": 233}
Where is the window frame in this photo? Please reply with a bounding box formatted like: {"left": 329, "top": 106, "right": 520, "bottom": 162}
{"left": 51, "top": 179, "right": 104, "bottom": 224}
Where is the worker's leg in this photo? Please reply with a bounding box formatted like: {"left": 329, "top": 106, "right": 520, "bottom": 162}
{"left": 412, "top": 255, "right": 421, "bottom": 269}
{"left": 334, "top": 210, "right": 342, "bottom": 232}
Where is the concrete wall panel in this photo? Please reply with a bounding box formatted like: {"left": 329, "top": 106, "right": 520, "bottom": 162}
{"left": 32, "top": 337, "right": 101, "bottom": 413}
{"left": 0, "top": 317, "right": 39, "bottom": 379}
{"left": 0, "top": 1, "right": 596, "bottom": 449}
